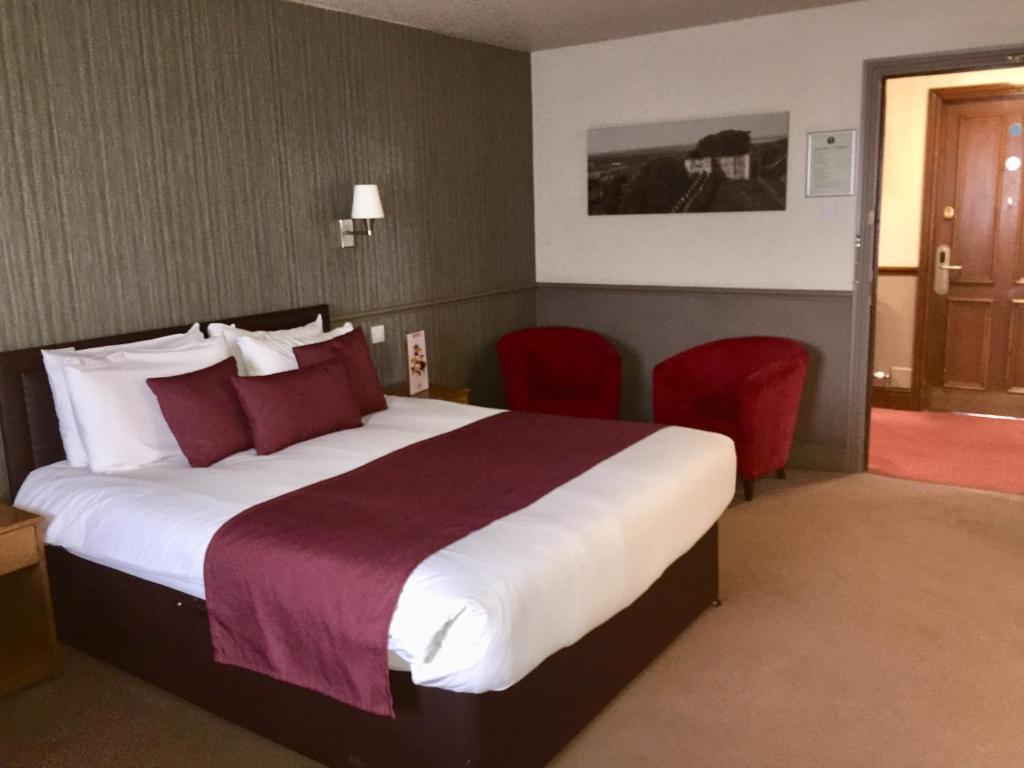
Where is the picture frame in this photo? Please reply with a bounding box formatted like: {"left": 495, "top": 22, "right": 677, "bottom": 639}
{"left": 805, "top": 129, "right": 856, "bottom": 197}
{"left": 588, "top": 112, "right": 789, "bottom": 215}
{"left": 406, "top": 330, "right": 429, "bottom": 395}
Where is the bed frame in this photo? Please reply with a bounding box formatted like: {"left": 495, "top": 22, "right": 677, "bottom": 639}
{"left": 0, "top": 305, "right": 720, "bottom": 768}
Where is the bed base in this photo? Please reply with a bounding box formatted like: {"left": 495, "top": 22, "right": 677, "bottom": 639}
{"left": 46, "top": 523, "right": 718, "bottom": 768}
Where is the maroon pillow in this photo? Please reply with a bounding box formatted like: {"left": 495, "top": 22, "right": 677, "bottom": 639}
{"left": 293, "top": 328, "right": 387, "bottom": 415}
{"left": 231, "top": 359, "right": 363, "bottom": 455}
{"left": 147, "top": 358, "right": 252, "bottom": 468}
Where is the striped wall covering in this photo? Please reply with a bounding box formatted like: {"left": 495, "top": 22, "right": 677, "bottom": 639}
{"left": 0, "top": 0, "right": 535, "bottom": 497}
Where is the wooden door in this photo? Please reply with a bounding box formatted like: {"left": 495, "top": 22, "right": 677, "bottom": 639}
{"left": 918, "top": 84, "right": 1024, "bottom": 417}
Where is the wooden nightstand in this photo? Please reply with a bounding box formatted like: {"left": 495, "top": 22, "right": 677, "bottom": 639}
{"left": 384, "top": 383, "right": 471, "bottom": 405}
{"left": 0, "top": 505, "right": 59, "bottom": 697}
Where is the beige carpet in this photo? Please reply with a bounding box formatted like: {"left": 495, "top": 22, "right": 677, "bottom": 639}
{"left": 1, "top": 472, "right": 1021, "bottom": 767}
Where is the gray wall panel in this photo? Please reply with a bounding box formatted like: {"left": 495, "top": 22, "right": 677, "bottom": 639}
{"left": 355, "top": 288, "right": 536, "bottom": 406}
{"left": 536, "top": 284, "right": 854, "bottom": 471}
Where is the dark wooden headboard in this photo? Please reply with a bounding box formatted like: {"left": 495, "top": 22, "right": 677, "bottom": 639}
{"left": 0, "top": 305, "right": 329, "bottom": 499}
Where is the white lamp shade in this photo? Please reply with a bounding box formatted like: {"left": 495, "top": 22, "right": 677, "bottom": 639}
{"left": 351, "top": 184, "right": 384, "bottom": 220}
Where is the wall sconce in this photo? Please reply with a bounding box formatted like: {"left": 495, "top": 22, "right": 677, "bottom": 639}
{"left": 339, "top": 184, "right": 385, "bottom": 249}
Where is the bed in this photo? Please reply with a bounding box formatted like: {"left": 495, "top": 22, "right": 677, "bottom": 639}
{"left": 0, "top": 305, "right": 735, "bottom": 767}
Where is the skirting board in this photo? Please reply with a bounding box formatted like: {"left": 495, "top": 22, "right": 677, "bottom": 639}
{"left": 788, "top": 441, "right": 849, "bottom": 472}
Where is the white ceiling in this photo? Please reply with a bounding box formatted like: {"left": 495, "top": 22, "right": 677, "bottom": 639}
{"left": 291, "top": 0, "right": 861, "bottom": 51}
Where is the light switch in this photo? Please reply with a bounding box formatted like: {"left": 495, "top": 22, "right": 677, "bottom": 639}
{"left": 370, "top": 324, "right": 386, "bottom": 344}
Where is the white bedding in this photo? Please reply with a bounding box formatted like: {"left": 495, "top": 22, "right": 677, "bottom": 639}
{"left": 15, "top": 396, "right": 736, "bottom": 694}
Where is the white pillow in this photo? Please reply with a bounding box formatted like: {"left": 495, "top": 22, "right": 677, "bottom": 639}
{"left": 207, "top": 315, "right": 324, "bottom": 375}
{"left": 41, "top": 324, "right": 204, "bottom": 467}
{"left": 237, "top": 323, "right": 355, "bottom": 377}
{"left": 63, "top": 338, "right": 231, "bottom": 473}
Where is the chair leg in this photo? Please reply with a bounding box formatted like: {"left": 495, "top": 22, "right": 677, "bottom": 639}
{"left": 776, "top": 468, "right": 786, "bottom": 480}
{"left": 742, "top": 479, "right": 755, "bottom": 502}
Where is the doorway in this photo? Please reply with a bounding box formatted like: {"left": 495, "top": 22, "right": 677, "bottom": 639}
{"left": 862, "top": 62, "right": 1024, "bottom": 494}
{"left": 916, "top": 83, "right": 1024, "bottom": 417}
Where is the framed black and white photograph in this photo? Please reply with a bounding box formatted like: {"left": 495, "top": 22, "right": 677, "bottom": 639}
{"left": 805, "top": 129, "right": 856, "bottom": 197}
{"left": 587, "top": 112, "right": 789, "bottom": 215}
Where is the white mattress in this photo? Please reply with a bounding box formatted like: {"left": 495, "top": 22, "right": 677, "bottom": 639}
{"left": 15, "top": 396, "right": 736, "bottom": 694}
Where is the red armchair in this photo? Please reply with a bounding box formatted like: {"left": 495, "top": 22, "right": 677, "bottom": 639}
{"left": 653, "top": 337, "right": 808, "bottom": 501}
{"left": 497, "top": 327, "right": 621, "bottom": 419}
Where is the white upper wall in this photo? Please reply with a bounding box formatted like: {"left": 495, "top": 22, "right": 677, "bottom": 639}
{"left": 532, "top": 0, "right": 1024, "bottom": 291}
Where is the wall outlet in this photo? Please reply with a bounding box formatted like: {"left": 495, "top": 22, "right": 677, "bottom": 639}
{"left": 890, "top": 366, "right": 912, "bottom": 389}
{"left": 370, "top": 324, "right": 386, "bottom": 344}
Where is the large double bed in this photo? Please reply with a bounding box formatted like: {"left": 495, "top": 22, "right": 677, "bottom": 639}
{"left": 0, "top": 305, "right": 736, "bottom": 767}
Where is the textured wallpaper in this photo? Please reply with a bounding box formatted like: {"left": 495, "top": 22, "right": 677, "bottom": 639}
{"left": 0, "top": 0, "right": 535, "bottom": 496}
{"left": 0, "top": 0, "right": 534, "bottom": 339}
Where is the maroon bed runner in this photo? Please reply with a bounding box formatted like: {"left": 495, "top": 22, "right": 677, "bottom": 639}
{"left": 204, "top": 411, "right": 663, "bottom": 717}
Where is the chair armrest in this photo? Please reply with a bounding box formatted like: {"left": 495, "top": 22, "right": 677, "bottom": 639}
{"left": 739, "top": 358, "right": 807, "bottom": 418}
{"left": 735, "top": 358, "right": 807, "bottom": 474}
{"left": 742, "top": 357, "right": 804, "bottom": 392}
{"left": 497, "top": 349, "right": 532, "bottom": 410}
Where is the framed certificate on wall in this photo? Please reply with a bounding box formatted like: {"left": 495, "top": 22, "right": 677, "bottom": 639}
{"left": 806, "top": 129, "right": 856, "bottom": 197}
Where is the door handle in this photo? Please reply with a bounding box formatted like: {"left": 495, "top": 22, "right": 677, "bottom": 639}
{"left": 936, "top": 244, "right": 961, "bottom": 271}
{"left": 934, "top": 245, "right": 954, "bottom": 296}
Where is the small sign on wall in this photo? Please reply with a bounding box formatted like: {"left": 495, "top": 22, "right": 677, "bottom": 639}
{"left": 406, "top": 330, "right": 429, "bottom": 395}
{"left": 806, "top": 129, "right": 856, "bottom": 197}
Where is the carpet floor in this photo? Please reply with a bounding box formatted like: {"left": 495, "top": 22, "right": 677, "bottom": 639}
{"left": 1, "top": 472, "right": 1022, "bottom": 767}
{"left": 869, "top": 407, "right": 1024, "bottom": 495}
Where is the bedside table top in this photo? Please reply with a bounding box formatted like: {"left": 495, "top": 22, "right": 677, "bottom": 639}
{"left": 0, "top": 505, "right": 41, "bottom": 535}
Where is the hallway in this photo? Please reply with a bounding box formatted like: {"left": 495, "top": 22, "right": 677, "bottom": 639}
{"left": 869, "top": 408, "right": 1024, "bottom": 495}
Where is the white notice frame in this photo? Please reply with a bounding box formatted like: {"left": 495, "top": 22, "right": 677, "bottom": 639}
{"left": 806, "top": 129, "right": 856, "bottom": 197}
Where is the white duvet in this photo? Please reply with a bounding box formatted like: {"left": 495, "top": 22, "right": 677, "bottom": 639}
{"left": 15, "top": 396, "right": 736, "bottom": 694}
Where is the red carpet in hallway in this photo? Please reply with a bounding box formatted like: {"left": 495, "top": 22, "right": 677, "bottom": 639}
{"left": 869, "top": 408, "right": 1024, "bottom": 495}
